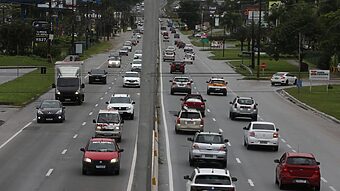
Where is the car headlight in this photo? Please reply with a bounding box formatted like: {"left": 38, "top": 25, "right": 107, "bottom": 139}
{"left": 115, "top": 126, "right": 120, "bottom": 130}
{"left": 110, "top": 158, "right": 118, "bottom": 163}
{"left": 37, "top": 110, "right": 43, "bottom": 114}
{"left": 75, "top": 91, "right": 79, "bottom": 95}
{"left": 84, "top": 158, "right": 92, "bottom": 163}
{"left": 126, "top": 107, "right": 131, "bottom": 110}
{"left": 56, "top": 109, "right": 62, "bottom": 114}
{"left": 56, "top": 90, "right": 61, "bottom": 95}
{"left": 96, "top": 126, "right": 102, "bottom": 130}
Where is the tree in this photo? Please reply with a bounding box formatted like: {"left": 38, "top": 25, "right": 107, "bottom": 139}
{"left": 177, "top": 0, "right": 201, "bottom": 30}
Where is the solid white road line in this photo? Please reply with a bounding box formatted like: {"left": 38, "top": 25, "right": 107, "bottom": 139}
{"left": 82, "top": 122, "right": 86, "bottom": 126}
{"left": 292, "top": 149, "right": 297, "bottom": 152}
{"left": 321, "top": 177, "right": 328, "bottom": 183}
{"left": 0, "top": 121, "right": 32, "bottom": 150}
{"left": 329, "top": 186, "right": 337, "bottom": 191}
{"left": 61, "top": 149, "right": 67, "bottom": 155}
{"left": 236, "top": 158, "right": 242, "bottom": 164}
{"left": 126, "top": 130, "right": 138, "bottom": 191}
{"left": 248, "top": 179, "right": 255, "bottom": 187}
{"left": 46, "top": 169, "right": 54, "bottom": 177}
{"left": 89, "top": 112, "right": 93, "bottom": 116}
{"left": 73, "top": 134, "right": 78, "bottom": 139}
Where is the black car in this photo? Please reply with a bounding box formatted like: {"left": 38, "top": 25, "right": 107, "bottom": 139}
{"left": 174, "top": 33, "right": 180, "bottom": 38}
{"left": 88, "top": 69, "right": 107, "bottom": 84}
{"left": 36, "top": 100, "right": 65, "bottom": 123}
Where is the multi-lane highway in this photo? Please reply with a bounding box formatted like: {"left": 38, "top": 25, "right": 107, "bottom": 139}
{"left": 0, "top": 32, "right": 143, "bottom": 191}
{"left": 158, "top": 20, "right": 340, "bottom": 191}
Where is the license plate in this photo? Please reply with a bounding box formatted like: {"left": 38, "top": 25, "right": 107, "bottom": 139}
{"left": 45, "top": 118, "right": 53, "bottom": 121}
{"left": 260, "top": 141, "right": 268, "bottom": 144}
{"left": 215, "top": 88, "right": 220, "bottom": 90}
{"left": 205, "top": 154, "right": 213, "bottom": 158}
{"left": 295, "top": 179, "right": 307, "bottom": 183}
{"left": 96, "top": 165, "right": 106, "bottom": 169}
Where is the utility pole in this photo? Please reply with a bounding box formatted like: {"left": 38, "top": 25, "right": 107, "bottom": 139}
{"left": 298, "top": 32, "right": 302, "bottom": 96}
{"left": 47, "top": 0, "right": 52, "bottom": 63}
{"left": 85, "top": 0, "right": 89, "bottom": 49}
{"left": 251, "top": 9, "right": 255, "bottom": 69}
{"left": 256, "top": 0, "right": 262, "bottom": 79}
{"left": 71, "top": 0, "right": 75, "bottom": 54}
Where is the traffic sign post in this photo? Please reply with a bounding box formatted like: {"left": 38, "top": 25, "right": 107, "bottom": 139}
{"left": 260, "top": 62, "right": 266, "bottom": 76}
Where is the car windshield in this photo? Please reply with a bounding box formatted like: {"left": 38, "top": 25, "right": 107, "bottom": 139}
{"left": 87, "top": 141, "right": 116, "bottom": 152}
{"left": 195, "top": 175, "right": 231, "bottom": 185}
{"left": 124, "top": 42, "right": 131, "bottom": 46}
{"left": 174, "top": 78, "right": 189, "bottom": 82}
{"left": 195, "top": 135, "right": 223, "bottom": 144}
{"left": 237, "top": 99, "right": 254, "bottom": 105}
{"left": 40, "top": 101, "right": 60, "bottom": 109}
{"left": 135, "top": 50, "right": 142, "bottom": 54}
{"left": 185, "top": 95, "right": 202, "bottom": 101}
{"left": 91, "top": 69, "right": 105, "bottom": 74}
{"left": 252, "top": 123, "right": 275, "bottom": 130}
{"left": 180, "top": 112, "right": 200, "bottom": 119}
{"left": 286, "top": 157, "right": 317, "bottom": 165}
{"left": 121, "top": 47, "right": 128, "bottom": 50}
{"left": 97, "top": 113, "right": 120, "bottom": 123}
{"left": 125, "top": 73, "right": 139, "bottom": 77}
{"left": 110, "top": 97, "right": 131, "bottom": 103}
{"left": 274, "top": 72, "right": 285, "bottom": 76}
{"left": 109, "top": 56, "right": 120, "bottom": 61}
{"left": 211, "top": 80, "right": 225, "bottom": 84}
{"left": 133, "top": 60, "right": 142, "bottom": 65}
{"left": 57, "top": 78, "right": 79, "bottom": 87}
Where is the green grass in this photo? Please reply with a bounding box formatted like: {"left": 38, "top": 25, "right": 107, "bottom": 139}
{"left": 180, "top": 30, "right": 193, "bottom": 36}
{"left": 286, "top": 85, "right": 340, "bottom": 120}
{"left": 80, "top": 40, "right": 112, "bottom": 60}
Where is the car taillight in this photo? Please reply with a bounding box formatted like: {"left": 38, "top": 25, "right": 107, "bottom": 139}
{"left": 200, "top": 104, "right": 204, "bottom": 108}
{"left": 176, "top": 117, "right": 180, "bottom": 124}
{"left": 193, "top": 144, "right": 199, "bottom": 149}
{"left": 273, "top": 132, "right": 279, "bottom": 138}
{"left": 281, "top": 77, "right": 285, "bottom": 79}
{"left": 249, "top": 131, "right": 255, "bottom": 137}
{"left": 172, "top": 82, "right": 176, "bottom": 85}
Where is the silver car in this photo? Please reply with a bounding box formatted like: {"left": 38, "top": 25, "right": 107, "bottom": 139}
{"left": 188, "top": 131, "right": 229, "bottom": 168}
{"left": 229, "top": 96, "right": 258, "bottom": 121}
{"left": 93, "top": 109, "right": 124, "bottom": 142}
{"left": 243, "top": 121, "right": 279, "bottom": 151}
{"left": 175, "top": 109, "right": 204, "bottom": 134}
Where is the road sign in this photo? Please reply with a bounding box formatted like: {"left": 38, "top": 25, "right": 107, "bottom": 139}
{"left": 309, "top": 70, "right": 330, "bottom": 81}
{"left": 201, "top": 38, "right": 209, "bottom": 44}
{"left": 260, "top": 62, "right": 267, "bottom": 69}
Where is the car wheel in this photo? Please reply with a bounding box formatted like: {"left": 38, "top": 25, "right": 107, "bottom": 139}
{"left": 175, "top": 127, "right": 179, "bottom": 134}
{"left": 273, "top": 146, "right": 279, "bottom": 152}
{"left": 82, "top": 167, "right": 88, "bottom": 175}
{"left": 103, "top": 80, "right": 107, "bottom": 84}
{"left": 117, "top": 137, "right": 122, "bottom": 143}
{"left": 115, "top": 168, "right": 120, "bottom": 175}
{"left": 188, "top": 90, "right": 191, "bottom": 94}
{"left": 130, "top": 113, "right": 134, "bottom": 120}
{"left": 275, "top": 172, "right": 279, "bottom": 185}
{"left": 223, "top": 91, "right": 227, "bottom": 96}
{"left": 37, "top": 118, "right": 42, "bottom": 123}
{"left": 278, "top": 179, "right": 285, "bottom": 190}
{"left": 170, "top": 90, "right": 174, "bottom": 95}
{"left": 252, "top": 115, "right": 257, "bottom": 121}
{"left": 89, "top": 80, "right": 92, "bottom": 84}
{"left": 293, "top": 79, "right": 297, "bottom": 85}
{"left": 285, "top": 80, "right": 289, "bottom": 86}
{"left": 221, "top": 160, "right": 227, "bottom": 168}
{"left": 77, "top": 99, "right": 82, "bottom": 105}
{"left": 314, "top": 186, "right": 320, "bottom": 191}
{"left": 189, "top": 157, "right": 194, "bottom": 167}
{"left": 229, "top": 112, "right": 234, "bottom": 120}
{"left": 207, "top": 90, "right": 210, "bottom": 95}
{"left": 246, "top": 143, "right": 252, "bottom": 150}
{"left": 243, "top": 139, "right": 247, "bottom": 146}
{"left": 201, "top": 111, "right": 205, "bottom": 117}
{"left": 271, "top": 82, "right": 275, "bottom": 86}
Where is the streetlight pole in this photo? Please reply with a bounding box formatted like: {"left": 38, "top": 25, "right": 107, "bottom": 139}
{"left": 47, "top": 0, "right": 52, "bottom": 63}
{"left": 71, "top": 0, "right": 75, "bottom": 54}
{"left": 251, "top": 9, "right": 255, "bottom": 69}
{"left": 256, "top": 0, "right": 262, "bottom": 79}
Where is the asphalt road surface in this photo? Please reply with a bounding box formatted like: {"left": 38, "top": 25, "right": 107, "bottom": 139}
{"left": 0, "top": 32, "right": 143, "bottom": 191}
{"left": 158, "top": 19, "right": 340, "bottom": 191}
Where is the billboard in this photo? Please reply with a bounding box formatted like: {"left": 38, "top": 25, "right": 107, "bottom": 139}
{"left": 309, "top": 70, "right": 330, "bottom": 81}
{"left": 0, "top": 0, "right": 46, "bottom": 4}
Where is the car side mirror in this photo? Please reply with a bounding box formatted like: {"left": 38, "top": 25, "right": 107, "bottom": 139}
{"left": 231, "top": 177, "right": 237, "bottom": 182}
{"left": 52, "top": 83, "right": 56, "bottom": 88}
{"left": 36, "top": 105, "right": 40, "bottom": 109}
{"left": 180, "top": 98, "right": 184, "bottom": 101}
{"left": 183, "top": 175, "right": 190, "bottom": 180}
{"left": 93, "top": 119, "right": 96, "bottom": 123}
{"left": 130, "top": 63, "right": 132, "bottom": 65}
{"left": 81, "top": 83, "right": 85, "bottom": 88}
{"left": 88, "top": 72, "right": 91, "bottom": 74}
{"left": 274, "top": 159, "right": 280, "bottom": 163}
{"left": 169, "top": 80, "right": 172, "bottom": 82}
{"left": 276, "top": 128, "right": 279, "bottom": 132}
{"left": 203, "top": 99, "right": 206, "bottom": 102}
{"left": 132, "top": 101, "right": 135, "bottom": 104}
{"left": 80, "top": 148, "right": 85, "bottom": 152}
{"left": 190, "top": 80, "right": 193, "bottom": 83}
{"left": 206, "top": 81, "right": 209, "bottom": 83}
{"left": 187, "top": 137, "right": 194, "bottom": 142}
{"left": 243, "top": 127, "right": 247, "bottom": 130}
{"left": 224, "top": 139, "right": 229, "bottom": 143}
{"left": 119, "top": 149, "right": 124, "bottom": 153}
{"left": 316, "top": 161, "right": 320, "bottom": 165}
{"left": 106, "top": 101, "right": 109, "bottom": 104}
{"left": 229, "top": 102, "right": 233, "bottom": 104}
{"left": 105, "top": 72, "right": 108, "bottom": 74}
{"left": 62, "top": 106, "right": 66, "bottom": 109}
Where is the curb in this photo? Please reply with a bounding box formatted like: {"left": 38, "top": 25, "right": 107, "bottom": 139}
{"left": 277, "top": 89, "right": 340, "bottom": 124}
{"left": 151, "top": 110, "right": 159, "bottom": 191}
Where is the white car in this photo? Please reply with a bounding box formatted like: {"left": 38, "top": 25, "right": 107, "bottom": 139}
{"left": 185, "top": 52, "right": 195, "bottom": 60}
{"left": 130, "top": 59, "right": 142, "bottom": 72}
{"left": 106, "top": 94, "right": 135, "bottom": 120}
{"left": 123, "top": 71, "right": 140, "bottom": 88}
{"left": 184, "top": 168, "right": 237, "bottom": 191}
{"left": 163, "top": 50, "right": 175, "bottom": 61}
{"left": 133, "top": 50, "right": 142, "bottom": 59}
{"left": 166, "top": 46, "right": 176, "bottom": 52}
{"left": 184, "top": 44, "right": 194, "bottom": 53}
{"left": 123, "top": 41, "right": 132, "bottom": 52}
{"left": 107, "top": 55, "right": 121, "bottom": 68}
{"left": 243, "top": 121, "right": 279, "bottom": 151}
{"left": 119, "top": 46, "right": 129, "bottom": 56}
{"left": 271, "top": 72, "right": 297, "bottom": 86}
{"left": 183, "top": 54, "right": 194, "bottom": 65}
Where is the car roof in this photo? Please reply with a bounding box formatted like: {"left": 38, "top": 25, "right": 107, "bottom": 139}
{"left": 210, "top": 77, "right": 224, "bottom": 81}
{"left": 112, "top": 94, "right": 130, "bottom": 97}
{"left": 195, "top": 168, "right": 230, "bottom": 176}
{"left": 185, "top": 98, "right": 202, "bottom": 103}
{"left": 196, "top": 131, "right": 222, "bottom": 136}
{"left": 98, "top": 109, "right": 119, "bottom": 114}
{"left": 237, "top": 96, "right": 253, "bottom": 100}
{"left": 174, "top": 76, "right": 190, "bottom": 79}
{"left": 275, "top": 72, "right": 288, "bottom": 74}
{"left": 181, "top": 108, "right": 200, "bottom": 113}
{"left": 286, "top": 152, "right": 315, "bottom": 158}
{"left": 125, "top": 71, "right": 139, "bottom": 74}
{"left": 251, "top": 121, "right": 275, "bottom": 125}
{"left": 90, "top": 137, "right": 115, "bottom": 142}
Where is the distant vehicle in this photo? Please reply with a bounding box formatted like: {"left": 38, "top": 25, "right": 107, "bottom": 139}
{"left": 170, "top": 61, "right": 185, "bottom": 74}
{"left": 274, "top": 152, "right": 321, "bottom": 190}
{"left": 93, "top": 109, "right": 124, "bottom": 142}
{"left": 174, "top": 33, "right": 180, "bottom": 38}
{"left": 127, "top": 27, "right": 132, "bottom": 31}
{"left": 185, "top": 51, "right": 195, "bottom": 60}
{"left": 88, "top": 69, "right": 107, "bottom": 84}
{"left": 163, "top": 35, "right": 170, "bottom": 42}
{"left": 181, "top": 94, "right": 206, "bottom": 116}
{"left": 184, "top": 44, "right": 194, "bottom": 53}
{"left": 123, "top": 71, "right": 140, "bottom": 88}
{"left": 133, "top": 50, "right": 143, "bottom": 59}
{"left": 130, "top": 59, "right": 142, "bottom": 72}
{"left": 184, "top": 168, "right": 237, "bottom": 191}
{"left": 188, "top": 131, "right": 229, "bottom": 168}
{"left": 182, "top": 54, "right": 194, "bottom": 65}
{"left": 119, "top": 47, "right": 129, "bottom": 56}
{"left": 123, "top": 41, "right": 133, "bottom": 52}
{"left": 52, "top": 61, "right": 85, "bottom": 105}
{"left": 271, "top": 72, "right": 297, "bottom": 86}
{"left": 170, "top": 27, "right": 176, "bottom": 33}
{"left": 229, "top": 96, "right": 258, "bottom": 121}
{"left": 160, "top": 26, "right": 167, "bottom": 31}
{"left": 169, "top": 76, "right": 193, "bottom": 95}
{"left": 206, "top": 77, "right": 227, "bottom": 96}
{"left": 80, "top": 137, "right": 124, "bottom": 175}
{"left": 106, "top": 94, "right": 135, "bottom": 120}
{"left": 107, "top": 55, "right": 121, "bottom": 68}
{"left": 166, "top": 46, "right": 176, "bottom": 52}
{"left": 36, "top": 99, "right": 65, "bottom": 123}
{"left": 163, "top": 50, "right": 176, "bottom": 62}
{"left": 175, "top": 108, "right": 204, "bottom": 133}
{"left": 243, "top": 121, "right": 279, "bottom": 151}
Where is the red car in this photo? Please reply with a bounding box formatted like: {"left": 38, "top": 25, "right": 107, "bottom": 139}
{"left": 170, "top": 61, "right": 185, "bottom": 74}
{"left": 80, "top": 137, "right": 124, "bottom": 175}
{"left": 275, "top": 152, "right": 321, "bottom": 190}
{"left": 181, "top": 93, "right": 206, "bottom": 116}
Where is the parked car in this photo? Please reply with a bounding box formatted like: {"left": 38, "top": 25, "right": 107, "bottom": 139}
{"left": 170, "top": 76, "right": 193, "bottom": 95}
{"left": 88, "top": 69, "right": 107, "bottom": 84}
{"left": 271, "top": 72, "right": 297, "bottom": 86}
{"left": 243, "top": 121, "right": 279, "bottom": 151}
{"left": 184, "top": 168, "right": 237, "bottom": 191}
{"left": 188, "top": 130, "right": 229, "bottom": 167}
{"left": 229, "top": 96, "right": 258, "bottom": 121}
{"left": 181, "top": 93, "right": 206, "bottom": 116}
{"left": 170, "top": 61, "right": 185, "bottom": 74}
{"left": 175, "top": 108, "right": 204, "bottom": 134}
{"left": 107, "top": 55, "right": 121, "bottom": 68}
{"left": 36, "top": 99, "right": 65, "bottom": 123}
{"left": 106, "top": 94, "right": 135, "bottom": 120}
{"left": 123, "top": 71, "right": 140, "bottom": 88}
{"left": 275, "top": 152, "right": 321, "bottom": 190}
{"left": 93, "top": 109, "right": 123, "bottom": 142}
{"left": 206, "top": 77, "right": 227, "bottom": 96}
{"left": 80, "top": 137, "right": 124, "bottom": 175}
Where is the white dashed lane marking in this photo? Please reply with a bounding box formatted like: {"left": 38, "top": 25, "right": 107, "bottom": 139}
{"left": 95, "top": 104, "right": 98, "bottom": 107}
{"left": 287, "top": 144, "right": 292, "bottom": 149}
{"left": 248, "top": 179, "right": 255, "bottom": 187}
{"left": 82, "top": 122, "right": 86, "bottom": 126}
{"left": 109, "top": 87, "right": 112, "bottom": 89}
{"left": 281, "top": 138, "right": 286, "bottom": 143}
{"left": 236, "top": 158, "right": 242, "bottom": 164}
{"left": 61, "top": 149, "right": 67, "bottom": 155}
{"left": 321, "top": 177, "right": 328, "bottom": 183}
{"left": 46, "top": 169, "right": 54, "bottom": 177}
{"left": 329, "top": 186, "right": 336, "bottom": 191}
{"left": 100, "top": 97, "right": 103, "bottom": 100}
{"left": 73, "top": 134, "right": 78, "bottom": 139}
{"left": 89, "top": 112, "right": 93, "bottom": 116}
{"left": 207, "top": 109, "right": 210, "bottom": 113}
{"left": 105, "top": 92, "right": 108, "bottom": 95}
{"left": 212, "top": 118, "right": 216, "bottom": 122}
{"left": 227, "top": 142, "right": 231, "bottom": 147}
